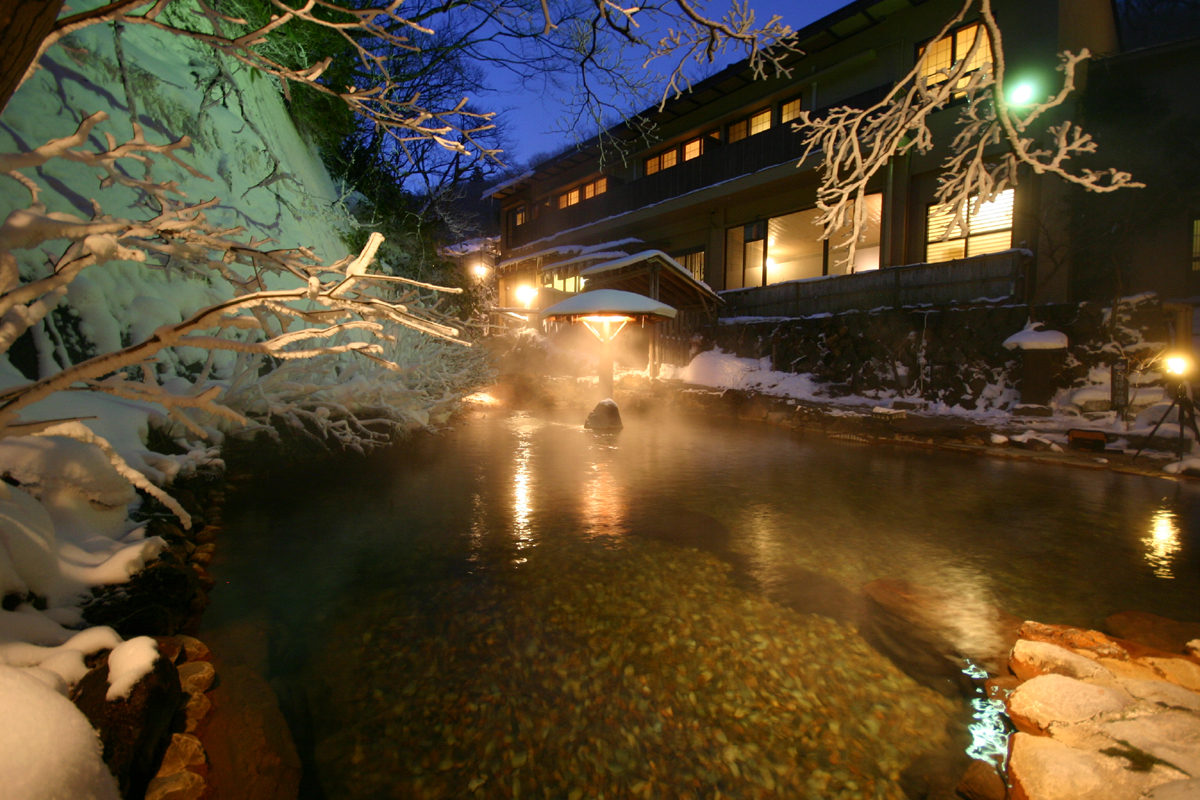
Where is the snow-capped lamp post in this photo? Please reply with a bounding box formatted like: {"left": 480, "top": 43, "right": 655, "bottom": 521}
{"left": 1133, "top": 353, "right": 1200, "bottom": 463}
{"left": 541, "top": 290, "right": 677, "bottom": 425}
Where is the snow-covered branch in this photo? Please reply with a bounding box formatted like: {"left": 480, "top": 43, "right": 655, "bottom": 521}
{"left": 795, "top": 0, "right": 1141, "bottom": 271}
{"left": 0, "top": 117, "right": 481, "bottom": 456}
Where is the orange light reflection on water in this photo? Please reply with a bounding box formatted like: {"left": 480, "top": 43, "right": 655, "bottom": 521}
{"left": 1143, "top": 508, "right": 1181, "bottom": 579}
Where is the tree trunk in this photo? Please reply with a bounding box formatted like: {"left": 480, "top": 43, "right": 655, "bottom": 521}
{"left": 0, "top": 0, "right": 65, "bottom": 113}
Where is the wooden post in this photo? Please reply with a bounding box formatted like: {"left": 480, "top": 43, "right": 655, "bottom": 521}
{"left": 648, "top": 265, "right": 660, "bottom": 378}
{"left": 600, "top": 339, "right": 614, "bottom": 400}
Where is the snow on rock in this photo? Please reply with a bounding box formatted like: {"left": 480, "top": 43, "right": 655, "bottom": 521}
{"left": 0, "top": 482, "right": 62, "bottom": 599}
{"left": 1003, "top": 322, "right": 1068, "bottom": 351}
{"left": 0, "top": 666, "right": 120, "bottom": 800}
{"left": 0, "top": 435, "right": 136, "bottom": 540}
{"left": 105, "top": 636, "right": 160, "bottom": 701}
{"left": 680, "top": 349, "right": 824, "bottom": 400}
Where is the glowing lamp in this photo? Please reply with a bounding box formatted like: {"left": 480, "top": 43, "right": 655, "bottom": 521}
{"left": 578, "top": 314, "right": 633, "bottom": 341}
{"left": 1010, "top": 82, "right": 1035, "bottom": 106}
{"left": 541, "top": 289, "right": 677, "bottom": 401}
{"left": 1166, "top": 355, "right": 1191, "bottom": 377}
{"left": 473, "top": 263, "right": 489, "bottom": 278}
{"left": 515, "top": 285, "right": 538, "bottom": 308}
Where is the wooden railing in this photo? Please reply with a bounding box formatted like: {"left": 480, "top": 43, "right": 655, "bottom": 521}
{"left": 718, "top": 250, "right": 1030, "bottom": 318}
{"left": 508, "top": 124, "right": 811, "bottom": 250}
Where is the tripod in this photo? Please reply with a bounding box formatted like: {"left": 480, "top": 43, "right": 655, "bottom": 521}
{"left": 1133, "top": 378, "right": 1200, "bottom": 462}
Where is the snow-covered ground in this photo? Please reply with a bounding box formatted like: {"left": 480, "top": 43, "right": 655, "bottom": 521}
{"left": 657, "top": 347, "right": 1196, "bottom": 465}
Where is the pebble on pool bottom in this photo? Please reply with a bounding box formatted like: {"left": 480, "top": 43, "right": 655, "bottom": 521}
{"left": 307, "top": 536, "right": 963, "bottom": 799}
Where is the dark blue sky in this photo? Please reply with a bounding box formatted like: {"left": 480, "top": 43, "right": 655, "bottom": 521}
{"left": 478, "top": 0, "right": 850, "bottom": 165}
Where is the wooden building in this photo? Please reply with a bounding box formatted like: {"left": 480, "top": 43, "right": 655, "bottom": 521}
{"left": 485, "top": 0, "right": 1200, "bottom": 324}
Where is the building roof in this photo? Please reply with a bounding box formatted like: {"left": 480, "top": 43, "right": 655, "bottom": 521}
{"left": 578, "top": 250, "right": 723, "bottom": 312}
{"left": 541, "top": 288, "right": 678, "bottom": 321}
{"left": 483, "top": 0, "right": 926, "bottom": 201}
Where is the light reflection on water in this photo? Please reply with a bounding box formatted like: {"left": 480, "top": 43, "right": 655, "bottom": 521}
{"left": 207, "top": 409, "right": 1200, "bottom": 795}
{"left": 1144, "top": 507, "right": 1182, "bottom": 578}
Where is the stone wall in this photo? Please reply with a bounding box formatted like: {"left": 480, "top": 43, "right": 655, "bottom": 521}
{"left": 698, "top": 294, "right": 1173, "bottom": 410}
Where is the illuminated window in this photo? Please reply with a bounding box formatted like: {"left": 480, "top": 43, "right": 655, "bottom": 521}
{"left": 926, "top": 188, "right": 1014, "bottom": 263}
{"left": 646, "top": 149, "right": 678, "bottom": 176}
{"left": 557, "top": 188, "right": 580, "bottom": 209}
{"left": 676, "top": 250, "right": 705, "bottom": 281}
{"left": 728, "top": 119, "right": 748, "bottom": 143}
{"left": 917, "top": 22, "right": 993, "bottom": 96}
{"left": 1192, "top": 219, "right": 1200, "bottom": 271}
{"left": 513, "top": 206, "right": 526, "bottom": 226}
{"left": 749, "top": 109, "right": 771, "bottom": 135}
{"left": 543, "top": 269, "right": 581, "bottom": 293}
{"left": 683, "top": 138, "right": 703, "bottom": 161}
{"left": 781, "top": 97, "right": 803, "bottom": 124}
{"left": 559, "top": 178, "right": 608, "bottom": 205}
{"left": 725, "top": 195, "right": 883, "bottom": 288}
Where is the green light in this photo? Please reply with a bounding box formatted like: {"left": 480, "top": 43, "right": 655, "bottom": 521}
{"left": 1010, "top": 82, "right": 1035, "bottom": 106}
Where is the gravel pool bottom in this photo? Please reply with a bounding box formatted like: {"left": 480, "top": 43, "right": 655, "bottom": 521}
{"left": 205, "top": 409, "right": 1200, "bottom": 800}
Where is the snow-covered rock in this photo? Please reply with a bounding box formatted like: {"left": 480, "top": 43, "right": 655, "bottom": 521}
{"left": 0, "top": 665, "right": 120, "bottom": 800}
{"left": 1003, "top": 322, "right": 1068, "bottom": 351}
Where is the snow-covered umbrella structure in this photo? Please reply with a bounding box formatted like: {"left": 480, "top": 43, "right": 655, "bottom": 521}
{"left": 541, "top": 289, "right": 677, "bottom": 401}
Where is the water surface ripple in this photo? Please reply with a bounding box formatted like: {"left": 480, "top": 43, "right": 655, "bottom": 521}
{"left": 206, "top": 410, "right": 1200, "bottom": 799}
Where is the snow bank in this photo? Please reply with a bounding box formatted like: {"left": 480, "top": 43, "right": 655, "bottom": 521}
{"left": 0, "top": 666, "right": 120, "bottom": 800}
{"left": 679, "top": 349, "right": 821, "bottom": 398}
{"left": 1003, "top": 322, "right": 1068, "bottom": 351}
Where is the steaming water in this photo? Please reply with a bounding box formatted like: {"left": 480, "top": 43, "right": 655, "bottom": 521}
{"left": 204, "top": 409, "right": 1200, "bottom": 798}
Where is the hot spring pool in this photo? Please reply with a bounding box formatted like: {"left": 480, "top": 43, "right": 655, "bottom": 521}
{"left": 202, "top": 408, "right": 1200, "bottom": 799}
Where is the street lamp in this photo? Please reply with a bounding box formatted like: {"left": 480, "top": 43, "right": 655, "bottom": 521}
{"left": 1134, "top": 352, "right": 1200, "bottom": 462}
{"left": 541, "top": 289, "right": 677, "bottom": 401}
{"left": 515, "top": 285, "right": 538, "bottom": 309}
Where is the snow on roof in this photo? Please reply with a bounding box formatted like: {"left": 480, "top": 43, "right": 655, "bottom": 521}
{"left": 578, "top": 250, "right": 693, "bottom": 283}
{"left": 482, "top": 170, "right": 533, "bottom": 200}
{"left": 541, "top": 289, "right": 677, "bottom": 320}
{"left": 1003, "top": 322, "right": 1069, "bottom": 351}
{"left": 541, "top": 251, "right": 631, "bottom": 273}
{"left": 441, "top": 236, "right": 498, "bottom": 257}
{"left": 499, "top": 238, "right": 643, "bottom": 269}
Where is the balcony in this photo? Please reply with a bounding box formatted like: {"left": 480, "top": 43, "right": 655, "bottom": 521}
{"left": 507, "top": 123, "right": 812, "bottom": 250}
{"left": 718, "top": 250, "right": 1031, "bottom": 318}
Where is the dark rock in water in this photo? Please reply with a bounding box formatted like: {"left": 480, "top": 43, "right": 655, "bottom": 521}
{"left": 765, "top": 566, "right": 866, "bottom": 626}
{"left": 585, "top": 399, "right": 623, "bottom": 430}
{"left": 200, "top": 664, "right": 302, "bottom": 800}
{"left": 83, "top": 558, "right": 202, "bottom": 637}
{"left": 956, "top": 758, "right": 1008, "bottom": 800}
{"left": 73, "top": 653, "right": 183, "bottom": 799}
{"left": 861, "top": 579, "right": 1021, "bottom": 696}
{"left": 1104, "top": 611, "right": 1200, "bottom": 655}
{"left": 900, "top": 749, "right": 973, "bottom": 800}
